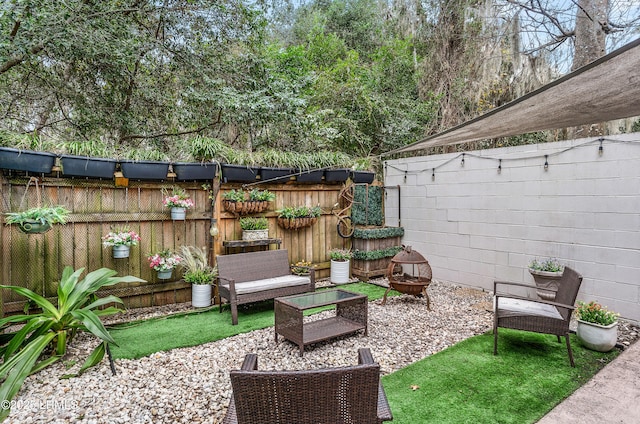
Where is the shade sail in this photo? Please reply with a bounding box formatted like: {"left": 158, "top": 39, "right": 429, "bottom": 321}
{"left": 385, "top": 37, "right": 640, "bottom": 155}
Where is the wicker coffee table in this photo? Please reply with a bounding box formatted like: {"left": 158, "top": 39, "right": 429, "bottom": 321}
{"left": 274, "top": 289, "right": 368, "bottom": 356}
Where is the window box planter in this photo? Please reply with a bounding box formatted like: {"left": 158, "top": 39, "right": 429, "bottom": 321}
{"left": 173, "top": 162, "right": 218, "bottom": 181}
{"left": 260, "top": 167, "right": 294, "bottom": 183}
{"left": 60, "top": 155, "right": 117, "bottom": 179}
{"left": 120, "top": 160, "right": 170, "bottom": 180}
{"left": 295, "top": 169, "right": 324, "bottom": 183}
{"left": 221, "top": 164, "right": 260, "bottom": 183}
{"left": 324, "top": 168, "right": 350, "bottom": 183}
{"left": 0, "top": 147, "right": 56, "bottom": 174}
{"left": 276, "top": 216, "right": 317, "bottom": 230}
{"left": 352, "top": 227, "right": 404, "bottom": 280}
{"left": 351, "top": 171, "right": 375, "bottom": 184}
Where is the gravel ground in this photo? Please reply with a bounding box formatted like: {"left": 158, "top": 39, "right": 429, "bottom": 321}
{"left": 5, "top": 279, "right": 639, "bottom": 424}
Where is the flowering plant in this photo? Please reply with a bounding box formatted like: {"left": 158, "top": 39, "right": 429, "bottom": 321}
{"left": 329, "top": 248, "right": 352, "bottom": 261}
{"left": 163, "top": 188, "right": 194, "bottom": 209}
{"left": 147, "top": 249, "right": 182, "bottom": 272}
{"left": 102, "top": 229, "right": 141, "bottom": 247}
{"left": 291, "top": 260, "right": 313, "bottom": 275}
{"left": 529, "top": 257, "right": 564, "bottom": 273}
{"left": 576, "top": 301, "right": 619, "bottom": 326}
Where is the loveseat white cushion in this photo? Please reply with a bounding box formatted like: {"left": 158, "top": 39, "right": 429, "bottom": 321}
{"left": 220, "top": 275, "right": 311, "bottom": 295}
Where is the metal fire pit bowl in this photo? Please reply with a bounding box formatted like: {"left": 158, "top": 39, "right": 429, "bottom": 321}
{"left": 383, "top": 245, "right": 432, "bottom": 309}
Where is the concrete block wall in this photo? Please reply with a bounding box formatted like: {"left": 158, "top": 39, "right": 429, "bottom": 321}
{"left": 384, "top": 133, "right": 640, "bottom": 322}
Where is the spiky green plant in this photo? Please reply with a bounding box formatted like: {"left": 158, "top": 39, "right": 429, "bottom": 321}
{"left": 179, "top": 246, "right": 217, "bottom": 285}
{"left": 0, "top": 267, "right": 144, "bottom": 419}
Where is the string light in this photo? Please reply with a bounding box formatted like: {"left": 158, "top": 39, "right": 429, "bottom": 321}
{"left": 544, "top": 155, "right": 549, "bottom": 171}
{"left": 404, "top": 170, "right": 407, "bottom": 182}
{"left": 431, "top": 168, "right": 435, "bottom": 181}
{"left": 599, "top": 138, "right": 604, "bottom": 156}
{"left": 461, "top": 153, "right": 465, "bottom": 167}
{"left": 498, "top": 159, "right": 502, "bottom": 174}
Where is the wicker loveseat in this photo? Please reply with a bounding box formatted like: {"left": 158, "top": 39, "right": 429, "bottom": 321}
{"left": 216, "top": 249, "right": 315, "bottom": 325}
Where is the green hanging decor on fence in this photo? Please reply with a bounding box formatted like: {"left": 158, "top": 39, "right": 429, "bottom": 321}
{"left": 352, "top": 185, "right": 383, "bottom": 226}
{"left": 353, "top": 226, "right": 404, "bottom": 239}
{"left": 352, "top": 246, "right": 403, "bottom": 261}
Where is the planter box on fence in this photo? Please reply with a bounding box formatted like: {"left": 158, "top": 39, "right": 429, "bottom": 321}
{"left": 351, "top": 171, "right": 375, "bottom": 184}
{"left": 174, "top": 162, "right": 218, "bottom": 181}
{"left": 0, "top": 147, "right": 56, "bottom": 174}
{"left": 324, "top": 168, "right": 350, "bottom": 183}
{"left": 295, "top": 169, "right": 324, "bottom": 183}
{"left": 120, "top": 160, "right": 170, "bottom": 180}
{"left": 352, "top": 226, "right": 404, "bottom": 280}
{"left": 221, "top": 164, "right": 260, "bottom": 183}
{"left": 260, "top": 167, "right": 294, "bottom": 183}
{"left": 60, "top": 155, "right": 117, "bottom": 179}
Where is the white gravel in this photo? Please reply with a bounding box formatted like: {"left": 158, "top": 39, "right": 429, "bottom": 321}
{"left": 4, "top": 279, "right": 637, "bottom": 423}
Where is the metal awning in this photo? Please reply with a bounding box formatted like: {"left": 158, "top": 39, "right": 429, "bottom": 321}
{"left": 385, "top": 37, "right": 640, "bottom": 155}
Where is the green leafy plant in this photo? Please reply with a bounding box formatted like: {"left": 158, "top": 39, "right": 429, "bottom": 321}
{"left": 529, "top": 258, "right": 564, "bottom": 273}
{"left": 277, "top": 205, "right": 322, "bottom": 219}
{"left": 248, "top": 189, "right": 275, "bottom": 202}
{"left": 4, "top": 205, "right": 70, "bottom": 227}
{"left": 222, "top": 189, "right": 247, "bottom": 202}
{"left": 353, "top": 226, "right": 404, "bottom": 239}
{"left": 329, "top": 248, "right": 353, "bottom": 261}
{"left": 0, "top": 267, "right": 143, "bottom": 419}
{"left": 179, "top": 246, "right": 217, "bottom": 285}
{"left": 291, "top": 260, "right": 313, "bottom": 275}
{"left": 352, "top": 246, "right": 403, "bottom": 261}
{"left": 239, "top": 216, "right": 268, "bottom": 231}
{"left": 576, "top": 301, "right": 619, "bottom": 326}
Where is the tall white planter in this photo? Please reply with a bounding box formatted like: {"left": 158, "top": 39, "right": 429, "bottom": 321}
{"left": 576, "top": 320, "right": 618, "bottom": 352}
{"left": 192, "top": 284, "right": 212, "bottom": 307}
{"left": 330, "top": 259, "right": 350, "bottom": 284}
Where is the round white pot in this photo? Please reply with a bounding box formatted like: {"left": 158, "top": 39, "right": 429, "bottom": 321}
{"left": 171, "top": 207, "right": 186, "bottom": 220}
{"left": 112, "top": 245, "right": 130, "bottom": 259}
{"left": 576, "top": 319, "right": 618, "bottom": 352}
{"left": 330, "top": 259, "right": 350, "bottom": 284}
{"left": 192, "top": 284, "right": 212, "bottom": 308}
{"left": 242, "top": 229, "right": 268, "bottom": 241}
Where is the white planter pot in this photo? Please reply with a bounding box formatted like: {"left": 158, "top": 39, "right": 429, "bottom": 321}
{"left": 529, "top": 268, "right": 563, "bottom": 301}
{"left": 242, "top": 229, "right": 268, "bottom": 241}
{"left": 112, "top": 245, "right": 130, "bottom": 259}
{"left": 157, "top": 269, "right": 172, "bottom": 280}
{"left": 576, "top": 319, "right": 618, "bottom": 352}
{"left": 191, "top": 284, "right": 212, "bottom": 308}
{"left": 330, "top": 259, "right": 350, "bottom": 284}
{"left": 171, "top": 207, "right": 186, "bottom": 220}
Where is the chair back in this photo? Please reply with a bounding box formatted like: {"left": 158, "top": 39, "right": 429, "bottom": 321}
{"left": 554, "top": 266, "right": 583, "bottom": 319}
{"left": 230, "top": 364, "right": 381, "bottom": 424}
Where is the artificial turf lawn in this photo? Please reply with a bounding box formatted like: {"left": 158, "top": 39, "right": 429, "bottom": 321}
{"left": 108, "top": 282, "right": 393, "bottom": 359}
{"left": 381, "top": 329, "right": 619, "bottom": 424}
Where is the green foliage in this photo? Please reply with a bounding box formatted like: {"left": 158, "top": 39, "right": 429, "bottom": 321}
{"left": 239, "top": 216, "right": 268, "bottom": 230}
{"left": 0, "top": 267, "right": 144, "bottom": 419}
{"left": 248, "top": 189, "right": 276, "bottom": 202}
{"left": 179, "top": 246, "right": 217, "bottom": 285}
{"left": 529, "top": 258, "right": 564, "bottom": 272}
{"left": 352, "top": 185, "right": 383, "bottom": 226}
{"left": 353, "top": 226, "right": 404, "bottom": 240}
{"left": 329, "top": 248, "right": 353, "bottom": 261}
{"left": 576, "top": 301, "right": 619, "bottom": 326}
{"left": 277, "top": 205, "right": 321, "bottom": 218}
{"left": 223, "top": 189, "right": 275, "bottom": 202}
{"left": 5, "top": 205, "right": 70, "bottom": 226}
{"left": 352, "top": 246, "right": 403, "bottom": 261}
{"left": 222, "top": 189, "right": 247, "bottom": 202}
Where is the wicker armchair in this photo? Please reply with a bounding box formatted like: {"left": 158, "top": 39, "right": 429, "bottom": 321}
{"left": 222, "top": 348, "right": 393, "bottom": 424}
{"left": 493, "top": 266, "right": 583, "bottom": 366}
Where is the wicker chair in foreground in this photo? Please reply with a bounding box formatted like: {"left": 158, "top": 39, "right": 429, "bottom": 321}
{"left": 222, "top": 348, "right": 393, "bottom": 424}
{"left": 493, "top": 266, "right": 583, "bottom": 366}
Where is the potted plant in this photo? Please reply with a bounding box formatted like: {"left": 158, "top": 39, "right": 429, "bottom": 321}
{"left": 329, "top": 248, "right": 353, "bottom": 284}
{"left": 0, "top": 146, "right": 57, "bottom": 174}
{"left": 179, "top": 246, "right": 217, "bottom": 307}
{"left": 291, "top": 259, "right": 313, "bottom": 276}
{"left": 102, "top": 228, "right": 141, "bottom": 258}
{"left": 575, "top": 300, "right": 619, "bottom": 352}
{"left": 276, "top": 205, "right": 321, "bottom": 230}
{"left": 528, "top": 257, "right": 564, "bottom": 300}
{"left": 163, "top": 187, "right": 195, "bottom": 220}
{"left": 239, "top": 216, "right": 269, "bottom": 241}
{"left": 147, "top": 249, "right": 182, "bottom": 280}
{"left": 222, "top": 189, "right": 274, "bottom": 215}
{"left": 5, "top": 205, "right": 70, "bottom": 234}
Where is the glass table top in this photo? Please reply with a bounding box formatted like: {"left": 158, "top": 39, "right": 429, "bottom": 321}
{"left": 278, "top": 289, "right": 364, "bottom": 310}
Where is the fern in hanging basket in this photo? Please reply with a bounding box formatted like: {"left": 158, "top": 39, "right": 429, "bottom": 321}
{"left": 276, "top": 205, "right": 321, "bottom": 230}
{"left": 222, "top": 189, "right": 274, "bottom": 215}
{"left": 5, "top": 205, "right": 70, "bottom": 234}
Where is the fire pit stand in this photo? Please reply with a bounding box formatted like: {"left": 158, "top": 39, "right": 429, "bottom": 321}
{"left": 383, "top": 246, "right": 433, "bottom": 310}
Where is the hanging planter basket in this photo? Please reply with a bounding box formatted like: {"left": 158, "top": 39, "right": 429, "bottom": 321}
{"left": 276, "top": 217, "right": 317, "bottom": 230}
{"left": 222, "top": 200, "right": 270, "bottom": 215}
{"left": 17, "top": 220, "right": 52, "bottom": 234}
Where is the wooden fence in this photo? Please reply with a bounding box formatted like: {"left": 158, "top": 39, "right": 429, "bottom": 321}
{"left": 0, "top": 174, "right": 347, "bottom": 315}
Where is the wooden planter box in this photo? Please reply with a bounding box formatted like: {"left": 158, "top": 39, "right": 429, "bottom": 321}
{"left": 0, "top": 147, "right": 56, "bottom": 174}
{"left": 60, "top": 155, "right": 117, "bottom": 179}
{"left": 352, "top": 235, "right": 402, "bottom": 280}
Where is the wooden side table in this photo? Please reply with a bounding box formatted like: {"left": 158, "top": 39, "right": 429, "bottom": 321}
{"left": 222, "top": 238, "right": 282, "bottom": 254}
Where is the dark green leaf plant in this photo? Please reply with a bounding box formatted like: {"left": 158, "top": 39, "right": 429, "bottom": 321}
{"left": 0, "top": 267, "right": 144, "bottom": 420}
